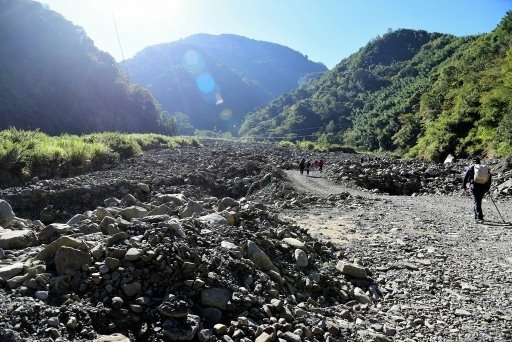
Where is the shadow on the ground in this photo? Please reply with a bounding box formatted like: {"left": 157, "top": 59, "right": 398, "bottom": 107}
{"left": 481, "top": 220, "right": 512, "bottom": 227}
{"left": 306, "top": 175, "right": 323, "bottom": 179}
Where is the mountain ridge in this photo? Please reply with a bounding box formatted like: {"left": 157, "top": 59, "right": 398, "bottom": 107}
{"left": 122, "top": 33, "right": 327, "bottom": 133}
{"left": 240, "top": 13, "right": 512, "bottom": 161}
{"left": 0, "top": 0, "right": 175, "bottom": 135}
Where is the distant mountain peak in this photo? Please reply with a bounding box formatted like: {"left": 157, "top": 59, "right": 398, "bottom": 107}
{"left": 123, "top": 35, "right": 327, "bottom": 132}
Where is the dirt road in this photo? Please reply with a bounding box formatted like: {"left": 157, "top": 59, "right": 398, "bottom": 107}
{"left": 283, "top": 169, "right": 512, "bottom": 340}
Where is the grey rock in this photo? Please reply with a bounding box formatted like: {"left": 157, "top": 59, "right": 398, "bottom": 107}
{"left": 283, "top": 237, "right": 305, "bottom": 249}
{"left": 180, "top": 201, "right": 204, "bottom": 218}
{"left": 122, "top": 281, "right": 142, "bottom": 297}
{"left": 35, "top": 236, "right": 85, "bottom": 260}
{"left": 106, "top": 232, "right": 128, "bottom": 246}
{"left": 294, "top": 249, "right": 308, "bottom": 267}
{"left": 35, "top": 290, "right": 49, "bottom": 300}
{"left": 202, "top": 307, "right": 222, "bottom": 324}
{"left": 353, "top": 287, "right": 373, "bottom": 304}
{"left": 66, "top": 214, "right": 86, "bottom": 225}
{"left": 124, "top": 248, "right": 143, "bottom": 261}
{"left": 336, "top": 261, "right": 368, "bottom": 278}
{"left": 198, "top": 213, "right": 228, "bottom": 226}
{"left": 120, "top": 206, "right": 148, "bottom": 220}
{"left": 104, "top": 257, "right": 120, "bottom": 270}
{"left": 162, "top": 314, "right": 200, "bottom": 341}
{"left": 55, "top": 246, "right": 93, "bottom": 275}
{"left": 282, "top": 332, "right": 302, "bottom": 342}
{"left": 159, "top": 219, "right": 186, "bottom": 238}
{"left": 0, "top": 262, "right": 24, "bottom": 279}
{"left": 247, "top": 240, "right": 277, "bottom": 271}
{"left": 218, "top": 197, "right": 239, "bottom": 211}
{"left": 157, "top": 193, "right": 187, "bottom": 206}
{"left": 111, "top": 296, "right": 124, "bottom": 309}
{"left": 37, "top": 223, "right": 71, "bottom": 242}
{"left": 0, "top": 200, "right": 15, "bottom": 227}
{"left": 0, "top": 229, "right": 37, "bottom": 250}
{"left": 201, "top": 288, "right": 232, "bottom": 310}
{"left": 96, "top": 207, "right": 112, "bottom": 221}
{"left": 148, "top": 204, "right": 172, "bottom": 216}
{"left": 454, "top": 309, "right": 472, "bottom": 317}
{"left": 159, "top": 298, "right": 189, "bottom": 318}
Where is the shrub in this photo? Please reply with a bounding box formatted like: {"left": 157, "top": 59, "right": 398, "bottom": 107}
{"left": 278, "top": 140, "right": 295, "bottom": 148}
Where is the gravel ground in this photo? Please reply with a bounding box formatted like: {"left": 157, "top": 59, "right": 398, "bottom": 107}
{"left": 284, "top": 169, "right": 512, "bottom": 341}
{"left": 0, "top": 141, "right": 510, "bottom": 341}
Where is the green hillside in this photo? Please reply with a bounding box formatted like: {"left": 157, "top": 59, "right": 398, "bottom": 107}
{"left": 0, "top": 0, "right": 175, "bottom": 135}
{"left": 240, "top": 12, "right": 512, "bottom": 161}
{"left": 122, "top": 34, "right": 326, "bottom": 133}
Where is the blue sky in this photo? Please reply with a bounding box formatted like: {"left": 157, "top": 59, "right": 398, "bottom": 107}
{"left": 39, "top": 0, "right": 511, "bottom": 69}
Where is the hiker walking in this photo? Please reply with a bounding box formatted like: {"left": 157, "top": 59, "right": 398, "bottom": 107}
{"left": 462, "top": 157, "right": 492, "bottom": 223}
{"left": 299, "top": 158, "right": 305, "bottom": 175}
{"left": 319, "top": 159, "right": 324, "bottom": 172}
{"left": 306, "top": 161, "right": 311, "bottom": 176}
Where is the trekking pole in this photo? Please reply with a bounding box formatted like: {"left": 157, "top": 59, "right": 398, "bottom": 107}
{"left": 488, "top": 191, "right": 507, "bottom": 224}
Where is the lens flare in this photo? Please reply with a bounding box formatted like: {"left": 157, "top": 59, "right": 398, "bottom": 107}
{"left": 183, "top": 50, "right": 204, "bottom": 74}
{"left": 215, "top": 93, "right": 224, "bottom": 105}
{"left": 220, "top": 109, "right": 232, "bottom": 121}
{"left": 196, "top": 73, "right": 215, "bottom": 93}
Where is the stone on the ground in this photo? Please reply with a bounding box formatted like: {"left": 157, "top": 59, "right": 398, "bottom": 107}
{"left": 336, "top": 261, "right": 368, "bottom": 278}
{"left": 124, "top": 248, "right": 143, "bottom": 261}
{"left": 0, "top": 229, "right": 37, "bottom": 250}
{"left": 55, "top": 246, "right": 93, "bottom": 275}
{"left": 37, "top": 223, "right": 71, "bottom": 242}
{"left": 247, "top": 240, "right": 277, "bottom": 271}
{"left": 0, "top": 262, "right": 24, "bottom": 279}
{"left": 35, "top": 236, "right": 84, "bottom": 260}
{"left": 201, "top": 288, "right": 232, "bottom": 310}
{"left": 120, "top": 206, "right": 148, "bottom": 220}
{"left": 294, "top": 249, "right": 308, "bottom": 267}
{"left": 198, "top": 213, "right": 228, "bottom": 226}
{"left": 0, "top": 200, "right": 15, "bottom": 227}
{"left": 218, "top": 197, "right": 240, "bottom": 211}
{"left": 180, "top": 201, "right": 204, "bottom": 218}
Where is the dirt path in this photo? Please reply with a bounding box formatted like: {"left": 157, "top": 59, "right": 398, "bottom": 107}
{"left": 283, "top": 170, "right": 512, "bottom": 340}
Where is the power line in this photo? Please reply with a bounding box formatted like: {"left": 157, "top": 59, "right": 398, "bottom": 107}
{"left": 110, "top": 9, "right": 129, "bottom": 76}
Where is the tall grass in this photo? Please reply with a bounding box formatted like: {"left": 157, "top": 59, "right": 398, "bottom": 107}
{"left": 0, "top": 128, "right": 200, "bottom": 174}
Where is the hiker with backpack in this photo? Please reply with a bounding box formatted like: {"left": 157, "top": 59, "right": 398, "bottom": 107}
{"left": 319, "top": 159, "right": 324, "bottom": 172}
{"left": 306, "top": 161, "right": 311, "bottom": 176}
{"left": 299, "top": 158, "right": 305, "bottom": 175}
{"left": 462, "top": 157, "right": 492, "bottom": 223}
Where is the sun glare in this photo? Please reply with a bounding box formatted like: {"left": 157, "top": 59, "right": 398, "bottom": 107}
{"left": 88, "top": 0, "right": 186, "bottom": 24}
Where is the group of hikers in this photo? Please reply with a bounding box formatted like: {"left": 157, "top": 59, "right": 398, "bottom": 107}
{"left": 298, "top": 158, "right": 324, "bottom": 175}
{"left": 298, "top": 155, "right": 496, "bottom": 223}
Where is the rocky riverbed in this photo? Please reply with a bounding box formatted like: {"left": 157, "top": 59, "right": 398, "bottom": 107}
{"left": 0, "top": 140, "right": 511, "bottom": 341}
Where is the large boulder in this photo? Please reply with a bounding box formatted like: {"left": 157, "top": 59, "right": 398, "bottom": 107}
{"left": 54, "top": 246, "right": 93, "bottom": 275}
{"left": 336, "top": 261, "right": 368, "bottom": 279}
{"left": 37, "top": 223, "right": 71, "bottom": 242}
{"left": 180, "top": 201, "right": 204, "bottom": 218}
{"left": 0, "top": 200, "right": 15, "bottom": 227}
{"left": 0, "top": 262, "right": 24, "bottom": 280}
{"left": 247, "top": 240, "right": 277, "bottom": 271}
{"left": 35, "top": 236, "right": 85, "bottom": 260}
{"left": 198, "top": 213, "right": 228, "bottom": 226}
{"left": 201, "top": 288, "right": 232, "bottom": 310}
{"left": 217, "top": 197, "right": 240, "bottom": 212}
{"left": 0, "top": 229, "right": 38, "bottom": 250}
{"left": 120, "top": 206, "right": 148, "bottom": 220}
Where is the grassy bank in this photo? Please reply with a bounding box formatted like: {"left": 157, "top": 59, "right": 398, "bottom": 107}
{"left": 277, "top": 140, "right": 357, "bottom": 153}
{"left": 0, "top": 128, "right": 200, "bottom": 173}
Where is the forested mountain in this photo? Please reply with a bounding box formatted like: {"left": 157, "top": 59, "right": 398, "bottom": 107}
{"left": 0, "top": 0, "right": 175, "bottom": 135}
{"left": 240, "top": 12, "right": 512, "bottom": 161}
{"left": 122, "top": 34, "right": 326, "bottom": 132}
